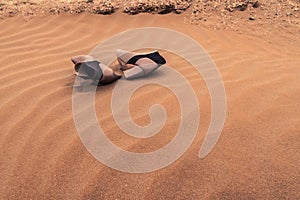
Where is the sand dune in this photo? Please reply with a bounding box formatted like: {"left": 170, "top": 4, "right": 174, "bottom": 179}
{"left": 0, "top": 13, "right": 299, "bottom": 199}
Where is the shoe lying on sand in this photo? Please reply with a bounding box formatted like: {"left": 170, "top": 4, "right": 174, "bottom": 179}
{"left": 116, "top": 49, "right": 166, "bottom": 79}
{"left": 71, "top": 55, "right": 122, "bottom": 85}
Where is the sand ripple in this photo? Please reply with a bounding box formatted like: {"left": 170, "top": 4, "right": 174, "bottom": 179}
{"left": 0, "top": 13, "right": 299, "bottom": 199}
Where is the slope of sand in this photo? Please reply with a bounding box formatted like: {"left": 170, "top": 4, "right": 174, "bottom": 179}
{"left": 0, "top": 13, "right": 300, "bottom": 199}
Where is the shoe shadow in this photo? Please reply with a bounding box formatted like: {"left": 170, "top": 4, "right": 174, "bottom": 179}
{"left": 71, "top": 66, "right": 165, "bottom": 93}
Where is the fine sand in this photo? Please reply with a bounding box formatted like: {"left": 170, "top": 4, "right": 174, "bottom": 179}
{"left": 0, "top": 13, "right": 300, "bottom": 199}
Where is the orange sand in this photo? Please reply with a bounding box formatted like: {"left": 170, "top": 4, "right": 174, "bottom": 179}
{"left": 0, "top": 13, "right": 299, "bottom": 199}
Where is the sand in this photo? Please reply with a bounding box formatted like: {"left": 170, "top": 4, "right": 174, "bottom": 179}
{"left": 0, "top": 8, "right": 300, "bottom": 200}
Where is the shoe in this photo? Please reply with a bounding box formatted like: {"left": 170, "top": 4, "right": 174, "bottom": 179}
{"left": 116, "top": 49, "right": 166, "bottom": 79}
{"left": 71, "top": 55, "right": 122, "bottom": 85}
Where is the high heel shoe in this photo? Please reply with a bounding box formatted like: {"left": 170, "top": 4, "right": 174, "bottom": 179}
{"left": 116, "top": 49, "right": 166, "bottom": 79}
{"left": 71, "top": 55, "right": 122, "bottom": 85}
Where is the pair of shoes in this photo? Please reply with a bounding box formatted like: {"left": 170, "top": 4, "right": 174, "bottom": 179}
{"left": 71, "top": 49, "right": 166, "bottom": 85}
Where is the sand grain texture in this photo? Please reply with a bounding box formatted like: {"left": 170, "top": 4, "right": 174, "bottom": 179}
{"left": 0, "top": 13, "right": 299, "bottom": 199}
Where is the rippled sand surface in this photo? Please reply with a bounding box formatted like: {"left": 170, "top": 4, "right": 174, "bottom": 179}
{"left": 0, "top": 13, "right": 299, "bottom": 199}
